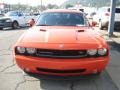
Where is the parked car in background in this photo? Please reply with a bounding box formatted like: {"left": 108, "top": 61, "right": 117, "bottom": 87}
{"left": 24, "top": 12, "right": 39, "bottom": 21}
{"left": 0, "top": 14, "right": 4, "bottom": 17}
{"left": 87, "top": 12, "right": 96, "bottom": 19}
{"left": 93, "top": 7, "right": 120, "bottom": 30}
{"left": 0, "top": 11, "right": 37, "bottom": 30}
{"left": 14, "top": 9, "right": 109, "bottom": 76}
{"left": 33, "top": 13, "right": 40, "bottom": 16}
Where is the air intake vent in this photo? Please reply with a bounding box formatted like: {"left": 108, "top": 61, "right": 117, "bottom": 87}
{"left": 36, "top": 68, "right": 86, "bottom": 73}
{"left": 40, "top": 29, "right": 46, "bottom": 32}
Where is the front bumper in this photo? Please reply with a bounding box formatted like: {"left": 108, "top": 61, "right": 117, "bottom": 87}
{"left": 15, "top": 55, "right": 109, "bottom": 76}
{"left": 0, "top": 21, "right": 12, "bottom": 28}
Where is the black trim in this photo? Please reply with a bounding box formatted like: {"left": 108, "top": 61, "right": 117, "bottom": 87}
{"left": 36, "top": 68, "right": 86, "bottom": 73}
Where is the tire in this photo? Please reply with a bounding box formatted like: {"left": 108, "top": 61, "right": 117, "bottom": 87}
{"left": 99, "top": 21, "right": 104, "bottom": 30}
{"left": 12, "top": 21, "right": 19, "bottom": 29}
{"left": 0, "top": 27, "right": 3, "bottom": 30}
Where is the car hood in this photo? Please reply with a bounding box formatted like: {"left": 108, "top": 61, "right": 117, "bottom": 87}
{"left": 18, "top": 26, "right": 105, "bottom": 48}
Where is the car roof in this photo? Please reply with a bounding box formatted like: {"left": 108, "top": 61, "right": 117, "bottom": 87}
{"left": 43, "top": 9, "right": 83, "bottom": 14}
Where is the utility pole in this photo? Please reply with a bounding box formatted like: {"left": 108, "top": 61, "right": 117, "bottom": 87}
{"left": 108, "top": 0, "right": 116, "bottom": 36}
{"left": 41, "top": 0, "right": 42, "bottom": 11}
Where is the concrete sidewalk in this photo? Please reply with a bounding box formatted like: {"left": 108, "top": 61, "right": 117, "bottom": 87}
{"left": 98, "top": 29, "right": 120, "bottom": 44}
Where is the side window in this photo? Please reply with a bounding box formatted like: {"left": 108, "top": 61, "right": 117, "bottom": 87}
{"left": 11, "top": 12, "right": 18, "bottom": 16}
{"left": 24, "top": 13, "right": 30, "bottom": 16}
{"left": 18, "top": 12, "right": 23, "bottom": 16}
{"left": 115, "top": 8, "right": 120, "bottom": 13}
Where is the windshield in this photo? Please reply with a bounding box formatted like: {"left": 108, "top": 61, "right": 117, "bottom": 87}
{"left": 36, "top": 12, "right": 86, "bottom": 26}
{"left": 5, "top": 11, "right": 18, "bottom": 16}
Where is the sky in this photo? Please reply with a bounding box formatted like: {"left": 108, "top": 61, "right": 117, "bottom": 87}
{"left": 0, "top": 0, "right": 67, "bottom": 6}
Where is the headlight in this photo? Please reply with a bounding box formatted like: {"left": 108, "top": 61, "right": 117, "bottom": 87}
{"left": 5, "top": 19, "right": 12, "bottom": 22}
{"left": 16, "top": 47, "right": 25, "bottom": 54}
{"left": 98, "top": 48, "right": 107, "bottom": 55}
{"left": 26, "top": 48, "right": 36, "bottom": 54}
{"left": 87, "top": 49, "right": 97, "bottom": 56}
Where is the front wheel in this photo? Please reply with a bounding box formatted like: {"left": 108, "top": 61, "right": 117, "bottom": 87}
{"left": 12, "top": 21, "right": 19, "bottom": 29}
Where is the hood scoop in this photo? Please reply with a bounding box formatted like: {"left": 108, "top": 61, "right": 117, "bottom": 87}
{"left": 75, "top": 29, "right": 85, "bottom": 41}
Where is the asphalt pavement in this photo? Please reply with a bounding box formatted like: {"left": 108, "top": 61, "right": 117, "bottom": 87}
{"left": 0, "top": 27, "right": 120, "bottom": 90}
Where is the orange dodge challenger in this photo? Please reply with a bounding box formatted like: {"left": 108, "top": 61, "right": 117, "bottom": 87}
{"left": 14, "top": 9, "right": 109, "bottom": 76}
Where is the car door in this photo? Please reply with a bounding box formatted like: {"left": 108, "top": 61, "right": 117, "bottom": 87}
{"left": 17, "top": 12, "right": 26, "bottom": 26}
{"left": 23, "top": 13, "right": 32, "bottom": 25}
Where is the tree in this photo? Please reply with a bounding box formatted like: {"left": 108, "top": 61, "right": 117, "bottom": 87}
{"left": 116, "top": 0, "right": 120, "bottom": 6}
{"left": 40, "top": 5, "right": 46, "bottom": 11}
{"left": 46, "top": 4, "right": 59, "bottom": 9}
{"left": 65, "top": 4, "right": 73, "bottom": 9}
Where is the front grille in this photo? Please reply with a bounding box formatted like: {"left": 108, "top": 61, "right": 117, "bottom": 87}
{"left": 0, "top": 20, "right": 5, "bottom": 23}
{"left": 36, "top": 49, "right": 87, "bottom": 58}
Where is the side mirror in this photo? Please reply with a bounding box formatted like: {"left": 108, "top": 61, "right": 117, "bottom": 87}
{"left": 28, "top": 19, "right": 35, "bottom": 27}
